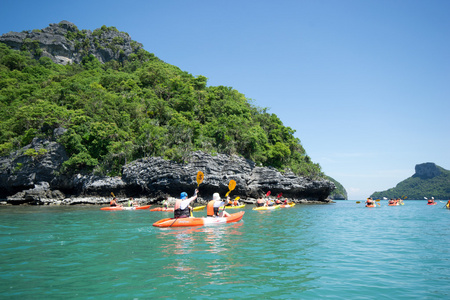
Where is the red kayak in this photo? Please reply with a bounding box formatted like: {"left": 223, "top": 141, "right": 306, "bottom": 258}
{"left": 153, "top": 211, "right": 245, "bottom": 228}
{"left": 101, "top": 205, "right": 151, "bottom": 211}
{"left": 150, "top": 207, "right": 174, "bottom": 212}
{"left": 427, "top": 202, "right": 437, "bottom": 205}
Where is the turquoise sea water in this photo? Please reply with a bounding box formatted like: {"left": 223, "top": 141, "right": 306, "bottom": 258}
{"left": 0, "top": 200, "right": 449, "bottom": 299}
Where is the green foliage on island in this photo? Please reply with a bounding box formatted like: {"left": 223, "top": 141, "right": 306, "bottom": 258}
{"left": 371, "top": 166, "right": 450, "bottom": 200}
{"left": 325, "top": 176, "right": 347, "bottom": 200}
{"left": 0, "top": 41, "right": 323, "bottom": 178}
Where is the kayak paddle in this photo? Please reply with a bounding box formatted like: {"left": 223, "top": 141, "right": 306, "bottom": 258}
{"left": 225, "top": 180, "right": 236, "bottom": 197}
{"left": 222, "top": 180, "right": 236, "bottom": 213}
{"left": 196, "top": 171, "right": 204, "bottom": 187}
{"left": 191, "top": 171, "right": 204, "bottom": 217}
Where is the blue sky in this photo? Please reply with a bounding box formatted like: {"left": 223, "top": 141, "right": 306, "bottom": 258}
{"left": 1, "top": 0, "right": 449, "bottom": 200}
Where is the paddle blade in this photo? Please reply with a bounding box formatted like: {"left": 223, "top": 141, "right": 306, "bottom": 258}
{"left": 225, "top": 180, "right": 236, "bottom": 196}
{"left": 277, "top": 193, "right": 282, "bottom": 198}
{"left": 266, "top": 191, "right": 271, "bottom": 197}
{"left": 235, "top": 197, "right": 240, "bottom": 201}
{"left": 228, "top": 180, "right": 236, "bottom": 191}
{"left": 196, "top": 171, "right": 204, "bottom": 186}
{"left": 356, "top": 201, "right": 361, "bottom": 204}
{"left": 111, "top": 192, "right": 115, "bottom": 198}
{"left": 376, "top": 199, "right": 380, "bottom": 202}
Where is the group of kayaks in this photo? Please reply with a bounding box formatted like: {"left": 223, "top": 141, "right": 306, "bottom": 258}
{"left": 364, "top": 200, "right": 447, "bottom": 207}
{"left": 253, "top": 203, "right": 295, "bottom": 210}
{"left": 100, "top": 201, "right": 295, "bottom": 228}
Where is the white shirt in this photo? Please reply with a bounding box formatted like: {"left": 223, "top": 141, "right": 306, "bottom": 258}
{"left": 213, "top": 200, "right": 226, "bottom": 208}
{"left": 179, "top": 199, "right": 192, "bottom": 210}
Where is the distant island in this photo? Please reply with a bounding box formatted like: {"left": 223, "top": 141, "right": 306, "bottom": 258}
{"left": 371, "top": 162, "right": 450, "bottom": 200}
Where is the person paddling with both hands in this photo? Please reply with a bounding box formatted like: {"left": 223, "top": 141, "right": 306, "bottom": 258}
{"left": 174, "top": 189, "right": 198, "bottom": 218}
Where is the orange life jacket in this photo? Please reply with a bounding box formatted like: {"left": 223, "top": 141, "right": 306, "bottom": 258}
{"left": 207, "top": 200, "right": 215, "bottom": 216}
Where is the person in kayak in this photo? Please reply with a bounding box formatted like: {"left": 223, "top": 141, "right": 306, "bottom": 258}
{"left": 365, "top": 198, "right": 374, "bottom": 206}
{"left": 207, "top": 193, "right": 231, "bottom": 217}
{"left": 174, "top": 189, "right": 198, "bottom": 218}
{"left": 128, "top": 197, "right": 137, "bottom": 207}
{"left": 427, "top": 197, "right": 436, "bottom": 205}
{"left": 110, "top": 197, "right": 121, "bottom": 207}
{"left": 232, "top": 197, "right": 240, "bottom": 206}
{"left": 162, "top": 198, "right": 169, "bottom": 209}
{"left": 255, "top": 196, "right": 265, "bottom": 207}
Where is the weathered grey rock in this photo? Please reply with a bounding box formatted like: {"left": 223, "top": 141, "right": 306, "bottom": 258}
{"left": 7, "top": 181, "right": 65, "bottom": 205}
{"left": 120, "top": 151, "right": 334, "bottom": 202}
{"left": 1, "top": 140, "right": 335, "bottom": 204}
{"left": 0, "top": 20, "right": 143, "bottom": 65}
{"left": 0, "top": 135, "right": 69, "bottom": 197}
{"left": 413, "top": 162, "right": 441, "bottom": 179}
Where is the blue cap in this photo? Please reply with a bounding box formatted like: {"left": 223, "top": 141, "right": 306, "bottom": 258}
{"left": 180, "top": 192, "right": 188, "bottom": 199}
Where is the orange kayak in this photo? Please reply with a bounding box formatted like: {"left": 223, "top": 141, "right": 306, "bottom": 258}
{"left": 427, "top": 202, "right": 437, "bottom": 205}
{"left": 150, "top": 207, "right": 174, "bottom": 212}
{"left": 153, "top": 211, "right": 245, "bottom": 228}
{"left": 100, "top": 205, "right": 151, "bottom": 211}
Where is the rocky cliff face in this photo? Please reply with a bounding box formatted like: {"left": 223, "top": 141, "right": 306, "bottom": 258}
{"left": 413, "top": 162, "right": 442, "bottom": 179}
{"left": 0, "top": 138, "right": 335, "bottom": 205}
{"left": 0, "top": 20, "right": 143, "bottom": 65}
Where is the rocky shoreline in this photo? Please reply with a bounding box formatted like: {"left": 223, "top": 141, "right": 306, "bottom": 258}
{"left": 0, "top": 136, "right": 335, "bottom": 206}
{"left": 0, "top": 196, "right": 333, "bottom": 207}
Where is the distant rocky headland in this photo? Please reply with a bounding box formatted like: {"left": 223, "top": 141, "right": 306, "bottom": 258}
{"left": 0, "top": 136, "right": 335, "bottom": 206}
{"left": 371, "top": 162, "right": 450, "bottom": 200}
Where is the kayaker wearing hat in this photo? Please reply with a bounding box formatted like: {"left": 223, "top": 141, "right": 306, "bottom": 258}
{"left": 207, "top": 193, "right": 231, "bottom": 218}
{"left": 174, "top": 189, "right": 198, "bottom": 218}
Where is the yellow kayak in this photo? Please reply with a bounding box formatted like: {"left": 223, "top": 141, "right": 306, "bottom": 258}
{"left": 253, "top": 205, "right": 280, "bottom": 211}
{"left": 224, "top": 204, "right": 246, "bottom": 209}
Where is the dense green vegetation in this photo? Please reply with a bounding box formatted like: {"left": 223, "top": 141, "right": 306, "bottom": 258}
{"left": 325, "top": 176, "right": 348, "bottom": 200}
{"left": 371, "top": 166, "right": 450, "bottom": 200}
{"left": 0, "top": 42, "right": 322, "bottom": 178}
